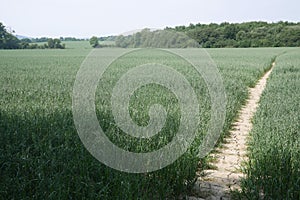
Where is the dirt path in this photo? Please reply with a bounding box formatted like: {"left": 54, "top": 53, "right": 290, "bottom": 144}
{"left": 188, "top": 62, "right": 275, "bottom": 200}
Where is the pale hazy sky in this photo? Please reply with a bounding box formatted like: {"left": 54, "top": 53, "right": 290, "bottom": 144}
{"left": 1, "top": 0, "right": 299, "bottom": 38}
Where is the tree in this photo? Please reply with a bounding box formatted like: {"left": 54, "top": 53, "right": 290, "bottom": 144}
{"left": 224, "top": 24, "right": 238, "bottom": 39}
{"left": 47, "top": 38, "right": 55, "bottom": 48}
{"left": 46, "top": 38, "right": 65, "bottom": 49}
{"left": 89, "top": 36, "right": 99, "bottom": 48}
{"left": 53, "top": 38, "right": 64, "bottom": 48}
{"left": 115, "top": 35, "right": 130, "bottom": 48}
{"left": 0, "top": 22, "right": 8, "bottom": 48}
{"left": 0, "top": 22, "right": 20, "bottom": 49}
{"left": 133, "top": 32, "right": 141, "bottom": 47}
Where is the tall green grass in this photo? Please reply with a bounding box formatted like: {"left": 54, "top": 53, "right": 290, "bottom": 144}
{"left": 0, "top": 48, "right": 286, "bottom": 199}
{"left": 240, "top": 48, "right": 300, "bottom": 199}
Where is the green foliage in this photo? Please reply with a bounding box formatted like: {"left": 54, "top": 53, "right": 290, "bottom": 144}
{"left": 240, "top": 49, "right": 300, "bottom": 199}
{"left": 114, "top": 22, "right": 300, "bottom": 48}
{"left": 99, "top": 35, "right": 117, "bottom": 42}
{"left": 0, "top": 48, "right": 287, "bottom": 199}
{"left": 60, "top": 37, "right": 86, "bottom": 41}
{"left": 46, "top": 38, "right": 65, "bottom": 49}
{"left": 32, "top": 37, "right": 49, "bottom": 42}
{"left": 0, "top": 22, "right": 20, "bottom": 49}
{"left": 172, "top": 21, "right": 300, "bottom": 48}
{"left": 89, "top": 36, "right": 99, "bottom": 48}
{"left": 115, "top": 29, "right": 199, "bottom": 48}
{"left": 20, "top": 38, "right": 32, "bottom": 43}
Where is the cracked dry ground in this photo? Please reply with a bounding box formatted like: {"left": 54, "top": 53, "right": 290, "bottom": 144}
{"left": 187, "top": 63, "right": 275, "bottom": 200}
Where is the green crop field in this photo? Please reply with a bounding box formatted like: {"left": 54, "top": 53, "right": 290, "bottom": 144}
{"left": 0, "top": 45, "right": 298, "bottom": 199}
{"left": 240, "top": 48, "right": 300, "bottom": 199}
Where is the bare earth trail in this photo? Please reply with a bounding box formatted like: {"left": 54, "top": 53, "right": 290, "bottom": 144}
{"left": 188, "top": 62, "right": 276, "bottom": 200}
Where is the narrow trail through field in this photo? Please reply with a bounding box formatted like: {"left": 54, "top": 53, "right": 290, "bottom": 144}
{"left": 188, "top": 62, "right": 276, "bottom": 200}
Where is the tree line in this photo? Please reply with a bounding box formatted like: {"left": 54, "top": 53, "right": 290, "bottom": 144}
{"left": 90, "top": 21, "right": 300, "bottom": 48}
{"left": 113, "top": 29, "right": 199, "bottom": 48}
{"left": 2, "top": 21, "right": 299, "bottom": 49}
{"left": 19, "top": 38, "right": 65, "bottom": 49}
{"left": 168, "top": 21, "right": 300, "bottom": 48}
{"left": 31, "top": 37, "right": 86, "bottom": 43}
{"left": 0, "top": 22, "right": 65, "bottom": 49}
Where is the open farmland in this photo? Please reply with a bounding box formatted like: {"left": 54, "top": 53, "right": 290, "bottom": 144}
{"left": 0, "top": 46, "right": 297, "bottom": 199}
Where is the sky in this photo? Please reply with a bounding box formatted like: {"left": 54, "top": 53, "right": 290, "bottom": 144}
{"left": 1, "top": 0, "right": 299, "bottom": 38}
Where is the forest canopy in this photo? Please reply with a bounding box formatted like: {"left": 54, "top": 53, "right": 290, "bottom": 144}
{"left": 167, "top": 21, "right": 300, "bottom": 48}
{"left": 113, "top": 21, "right": 300, "bottom": 48}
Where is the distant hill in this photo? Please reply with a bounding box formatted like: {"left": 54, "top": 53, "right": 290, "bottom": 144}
{"left": 15, "top": 35, "right": 32, "bottom": 40}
